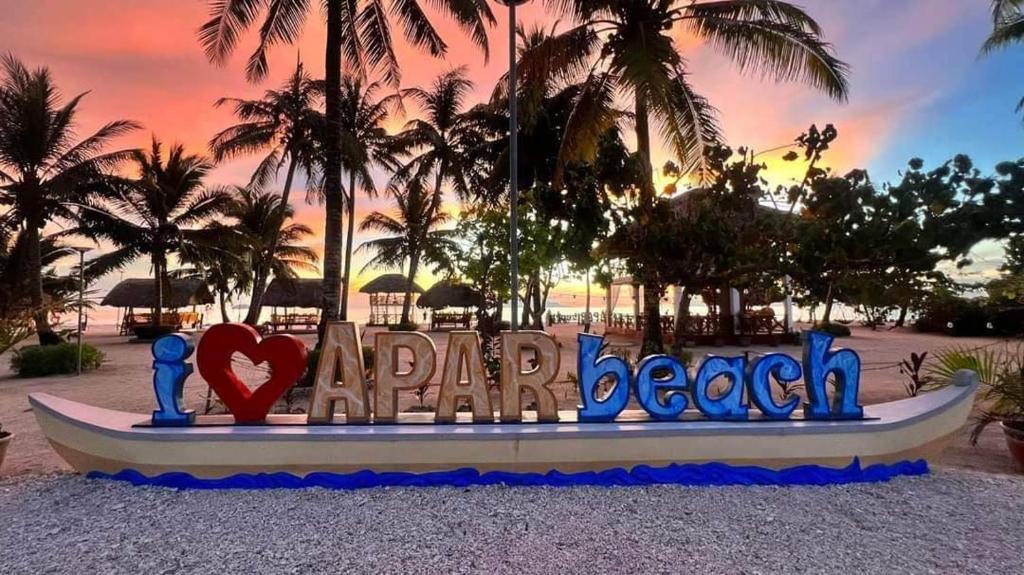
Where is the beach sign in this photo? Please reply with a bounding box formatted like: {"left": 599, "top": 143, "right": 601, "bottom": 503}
{"left": 150, "top": 322, "right": 863, "bottom": 427}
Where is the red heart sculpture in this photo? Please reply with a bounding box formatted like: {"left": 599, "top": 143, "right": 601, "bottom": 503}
{"left": 197, "top": 323, "right": 308, "bottom": 423}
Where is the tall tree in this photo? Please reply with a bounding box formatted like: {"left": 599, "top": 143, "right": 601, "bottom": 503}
{"left": 335, "top": 78, "right": 403, "bottom": 320}
{"left": 517, "top": 0, "right": 849, "bottom": 351}
{"left": 391, "top": 68, "right": 482, "bottom": 217}
{"left": 198, "top": 0, "right": 494, "bottom": 334}
{"left": 210, "top": 61, "right": 322, "bottom": 324}
{"left": 359, "top": 181, "right": 457, "bottom": 325}
{"left": 983, "top": 1, "right": 1024, "bottom": 115}
{"left": 222, "top": 186, "right": 319, "bottom": 316}
{"left": 80, "top": 139, "right": 231, "bottom": 330}
{"left": 0, "top": 54, "right": 138, "bottom": 343}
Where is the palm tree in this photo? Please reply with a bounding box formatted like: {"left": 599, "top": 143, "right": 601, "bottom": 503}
{"left": 222, "top": 186, "right": 319, "bottom": 323}
{"left": 0, "top": 54, "right": 138, "bottom": 343}
{"left": 336, "top": 78, "right": 404, "bottom": 320}
{"left": 517, "top": 0, "right": 848, "bottom": 351}
{"left": 391, "top": 68, "right": 482, "bottom": 216}
{"left": 198, "top": 0, "right": 494, "bottom": 330}
{"left": 210, "top": 61, "right": 322, "bottom": 323}
{"left": 359, "top": 181, "right": 457, "bottom": 325}
{"left": 983, "top": 1, "right": 1024, "bottom": 113}
{"left": 80, "top": 139, "right": 231, "bottom": 331}
{"left": 519, "top": 1, "right": 848, "bottom": 184}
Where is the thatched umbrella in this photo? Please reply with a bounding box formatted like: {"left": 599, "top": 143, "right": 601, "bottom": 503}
{"left": 417, "top": 281, "right": 480, "bottom": 310}
{"left": 261, "top": 278, "right": 323, "bottom": 309}
{"left": 101, "top": 278, "right": 213, "bottom": 309}
{"left": 359, "top": 274, "right": 424, "bottom": 326}
{"left": 102, "top": 278, "right": 213, "bottom": 335}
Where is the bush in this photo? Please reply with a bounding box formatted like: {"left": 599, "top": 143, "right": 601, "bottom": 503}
{"left": 11, "top": 343, "right": 105, "bottom": 378}
{"left": 813, "top": 322, "right": 851, "bottom": 337}
{"left": 914, "top": 293, "right": 994, "bottom": 337}
{"left": 991, "top": 307, "right": 1024, "bottom": 337}
{"left": 388, "top": 322, "right": 418, "bottom": 332}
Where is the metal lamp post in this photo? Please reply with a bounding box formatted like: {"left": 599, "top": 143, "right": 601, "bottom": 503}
{"left": 71, "top": 247, "right": 92, "bottom": 375}
{"left": 496, "top": 0, "right": 531, "bottom": 331}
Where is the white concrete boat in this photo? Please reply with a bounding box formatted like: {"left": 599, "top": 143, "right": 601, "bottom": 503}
{"left": 28, "top": 370, "right": 979, "bottom": 485}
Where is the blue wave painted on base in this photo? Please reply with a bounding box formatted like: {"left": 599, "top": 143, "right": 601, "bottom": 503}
{"left": 87, "top": 458, "right": 928, "bottom": 490}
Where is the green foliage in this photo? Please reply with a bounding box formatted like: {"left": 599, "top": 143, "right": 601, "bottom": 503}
{"left": 914, "top": 289, "right": 995, "bottom": 337}
{"left": 928, "top": 346, "right": 1001, "bottom": 388}
{"left": 969, "top": 346, "right": 1024, "bottom": 444}
{"left": 11, "top": 343, "right": 104, "bottom": 378}
{"left": 812, "top": 322, "right": 851, "bottom": 337}
{"left": 898, "top": 352, "right": 936, "bottom": 397}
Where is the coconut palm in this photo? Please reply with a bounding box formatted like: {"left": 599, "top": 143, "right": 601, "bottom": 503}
{"left": 518, "top": 0, "right": 847, "bottom": 183}
{"left": 210, "top": 61, "right": 322, "bottom": 323}
{"left": 0, "top": 54, "right": 138, "bottom": 343}
{"left": 359, "top": 181, "right": 457, "bottom": 325}
{"left": 335, "top": 78, "right": 404, "bottom": 320}
{"left": 391, "top": 68, "right": 483, "bottom": 215}
{"left": 80, "top": 139, "right": 231, "bottom": 331}
{"left": 198, "top": 0, "right": 494, "bottom": 329}
{"left": 516, "top": 0, "right": 848, "bottom": 350}
{"left": 222, "top": 186, "right": 319, "bottom": 324}
{"left": 983, "top": 1, "right": 1024, "bottom": 113}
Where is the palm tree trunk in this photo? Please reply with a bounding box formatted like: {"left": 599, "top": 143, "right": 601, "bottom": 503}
{"left": 219, "top": 289, "right": 231, "bottom": 323}
{"left": 401, "top": 253, "right": 421, "bottom": 326}
{"left": 822, "top": 281, "right": 835, "bottom": 324}
{"left": 152, "top": 253, "right": 165, "bottom": 329}
{"left": 895, "top": 305, "right": 909, "bottom": 328}
{"left": 25, "top": 221, "right": 54, "bottom": 344}
{"left": 634, "top": 95, "right": 655, "bottom": 203}
{"left": 634, "top": 94, "right": 663, "bottom": 352}
{"left": 244, "top": 156, "right": 298, "bottom": 325}
{"left": 340, "top": 170, "right": 357, "bottom": 321}
{"left": 319, "top": 0, "right": 344, "bottom": 338}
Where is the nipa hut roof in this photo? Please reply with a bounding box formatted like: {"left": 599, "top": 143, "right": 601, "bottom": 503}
{"left": 417, "top": 281, "right": 481, "bottom": 310}
{"left": 261, "top": 278, "right": 323, "bottom": 308}
{"left": 101, "top": 278, "right": 213, "bottom": 309}
{"left": 359, "top": 274, "right": 424, "bottom": 295}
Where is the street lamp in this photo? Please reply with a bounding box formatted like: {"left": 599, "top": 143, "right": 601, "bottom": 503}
{"left": 496, "top": 0, "right": 531, "bottom": 331}
{"left": 70, "top": 247, "right": 92, "bottom": 375}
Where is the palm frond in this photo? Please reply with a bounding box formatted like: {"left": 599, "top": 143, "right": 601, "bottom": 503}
{"left": 681, "top": 6, "right": 849, "bottom": 101}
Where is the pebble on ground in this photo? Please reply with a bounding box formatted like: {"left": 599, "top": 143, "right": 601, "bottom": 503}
{"left": 0, "top": 469, "right": 1021, "bottom": 574}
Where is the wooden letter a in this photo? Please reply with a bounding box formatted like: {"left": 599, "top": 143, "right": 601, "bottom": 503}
{"left": 308, "top": 322, "right": 370, "bottom": 424}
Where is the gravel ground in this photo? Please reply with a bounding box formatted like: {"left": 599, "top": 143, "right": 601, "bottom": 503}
{"left": 0, "top": 469, "right": 1021, "bottom": 575}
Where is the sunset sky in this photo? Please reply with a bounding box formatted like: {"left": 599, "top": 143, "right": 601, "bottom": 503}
{"left": 3, "top": 0, "right": 1022, "bottom": 318}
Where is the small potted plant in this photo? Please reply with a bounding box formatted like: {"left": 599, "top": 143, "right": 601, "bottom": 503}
{"left": 0, "top": 421, "right": 11, "bottom": 471}
{"left": 968, "top": 349, "right": 1024, "bottom": 469}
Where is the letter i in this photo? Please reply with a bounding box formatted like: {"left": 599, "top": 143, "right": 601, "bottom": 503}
{"left": 151, "top": 334, "right": 196, "bottom": 427}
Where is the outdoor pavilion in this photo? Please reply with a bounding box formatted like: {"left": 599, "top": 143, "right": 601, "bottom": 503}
{"left": 260, "top": 278, "right": 322, "bottom": 333}
{"left": 417, "top": 280, "right": 481, "bottom": 331}
{"left": 102, "top": 278, "right": 212, "bottom": 335}
{"left": 360, "top": 274, "right": 424, "bottom": 327}
{"left": 603, "top": 191, "right": 796, "bottom": 346}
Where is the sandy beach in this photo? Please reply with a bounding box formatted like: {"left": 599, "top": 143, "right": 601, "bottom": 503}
{"left": 0, "top": 322, "right": 1020, "bottom": 478}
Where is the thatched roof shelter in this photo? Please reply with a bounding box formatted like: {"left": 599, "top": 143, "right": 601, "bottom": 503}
{"left": 101, "top": 278, "right": 213, "bottom": 309}
{"left": 417, "top": 281, "right": 480, "bottom": 310}
{"left": 359, "top": 274, "right": 424, "bottom": 295}
{"left": 262, "top": 278, "right": 323, "bottom": 308}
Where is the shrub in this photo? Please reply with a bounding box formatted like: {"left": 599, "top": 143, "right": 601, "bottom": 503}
{"left": 969, "top": 346, "right": 1024, "bottom": 444}
{"left": 813, "top": 322, "right": 851, "bottom": 337}
{"left": 928, "top": 346, "right": 1000, "bottom": 386}
{"left": 388, "top": 322, "right": 419, "bottom": 332}
{"left": 914, "top": 293, "right": 994, "bottom": 337}
{"left": 11, "top": 343, "right": 104, "bottom": 378}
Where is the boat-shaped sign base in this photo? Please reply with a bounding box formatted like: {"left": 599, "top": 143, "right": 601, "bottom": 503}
{"left": 30, "top": 371, "right": 978, "bottom": 485}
